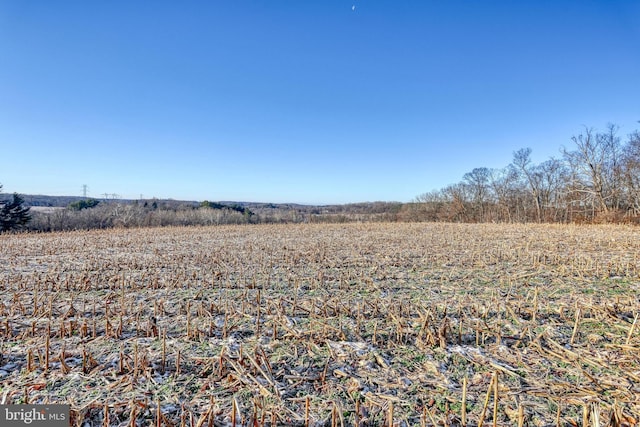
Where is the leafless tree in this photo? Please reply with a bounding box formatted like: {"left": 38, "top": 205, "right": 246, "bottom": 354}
{"left": 511, "top": 148, "right": 544, "bottom": 222}
{"left": 562, "top": 125, "right": 621, "bottom": 216}
{"left": 621, "top": 130, "right": 640, "bottom": 214}
{"left": 441, "top": 183, "right": 471, "bottom": 222}
{"left": 463, "top": 167, "right": 491, "bottom": 221}
{"left": 536, "top": 158, "right": 569, "bottom": 221}
{"left": 488, "top": 167, "right": 519, "bottom": 222}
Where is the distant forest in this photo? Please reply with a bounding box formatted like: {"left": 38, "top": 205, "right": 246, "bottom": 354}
{"left": 0, "top": 195, "right": 404, "bottom": 232}
{"left": 2, "top": 123, "right": 639, "bottom": 232}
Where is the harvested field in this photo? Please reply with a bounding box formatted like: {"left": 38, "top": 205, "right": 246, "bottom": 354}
{"left": 1, "top": 223, "right": 639, "bottom": 426}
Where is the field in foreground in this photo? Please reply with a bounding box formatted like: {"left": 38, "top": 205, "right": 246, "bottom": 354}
{"left": 1, "top": 223, "right": 639, "bottom": 426}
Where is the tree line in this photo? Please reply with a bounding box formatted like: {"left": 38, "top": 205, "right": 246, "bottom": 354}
{"left": 0, "top": 189, "right": 404, "bottom": 232}
{"left": 2, "top": 122, "right": 639, "bottom": 232}
{"left": 26, "top": 200, "right": 259, "bottom": 232}
{"left": 407, "top": 123, "right": 640, "bottom": 223}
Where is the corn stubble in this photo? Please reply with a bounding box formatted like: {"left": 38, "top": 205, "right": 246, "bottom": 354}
{"left": 0, "top": 223, "right": 639, "bottom": 426}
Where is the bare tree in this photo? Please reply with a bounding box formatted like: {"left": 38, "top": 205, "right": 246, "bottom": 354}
{"left": 535, "top": 158, "right": 569, "bottom": 221}
{"left": 488, "top": 167, "right": 519, "bottom": 222}
{"left": 411, "top": 190, "right": 447, "bottom": 221}
{"left": 511, "top": 148, "right": 544, "bottom": 222}
{"left": 621, "top": 130, "right": 640, "bottom": 214}
{"left": 441, "top": 183, "right": 472, "bottom": 222}
{"left": 599, "top": 124, "right": 624, "bottom": 210}
{"left": 562, "top": 125, "right": 621, "bottom": 217}
{"left": 463, "top": 167, "right": 491, "bottom": 221}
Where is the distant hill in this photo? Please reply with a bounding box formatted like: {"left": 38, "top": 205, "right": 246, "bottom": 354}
{"left": 0, "top": 194, "right": 108, "bottom": 207}
{"left": 0, "top": 193, "right": 404, "bottom": 217}
{"left": 0, "top": 194, "right": 197, "bottom": 208}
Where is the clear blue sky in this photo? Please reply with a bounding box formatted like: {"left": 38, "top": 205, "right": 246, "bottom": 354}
{"left": 1, "top": 1, "right": 639, "bottom": 204}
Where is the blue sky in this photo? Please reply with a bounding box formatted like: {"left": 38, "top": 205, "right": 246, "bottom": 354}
{"left": 1, "top": 1, "right": 639, "bottom": 204}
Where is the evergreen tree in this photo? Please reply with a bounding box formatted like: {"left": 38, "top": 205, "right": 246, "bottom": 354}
{"left": 68, "top": 198, "right": 100, "bottom": 211}
{"left": 0, "top": 185, "right": 31, "bottom": 231}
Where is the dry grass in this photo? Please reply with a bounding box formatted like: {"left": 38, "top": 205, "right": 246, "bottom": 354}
{"left": 1, "top": 223, "right": 639, "bottom": 426}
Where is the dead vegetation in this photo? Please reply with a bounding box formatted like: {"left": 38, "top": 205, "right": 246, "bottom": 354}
{"left": 0, "top": 223, "right": 639, "bottom": 426}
